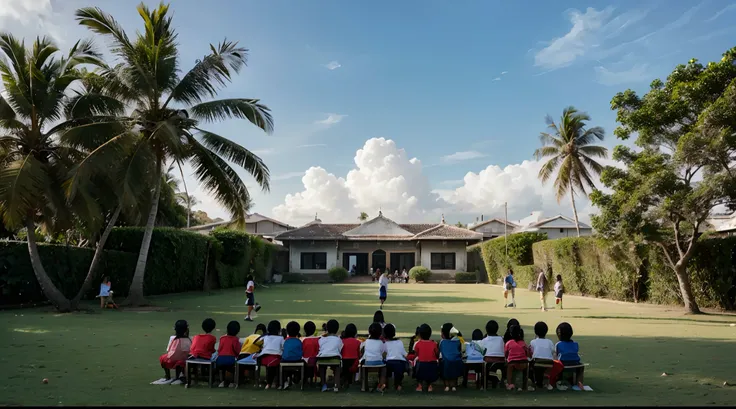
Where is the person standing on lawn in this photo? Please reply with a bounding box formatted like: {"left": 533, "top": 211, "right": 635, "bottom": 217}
{"left": 379, "top": 270, "right": 389, "bottom": 310}
{"left": 536, "top": 268, "right": 549, "bottom": 311}
{"left": 244, "top": 275, "right": 261, "bottom": 322}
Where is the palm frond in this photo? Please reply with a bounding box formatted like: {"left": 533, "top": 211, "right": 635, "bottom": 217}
{"left": 578, "top": 145, "right": 608, "bottom": 159}
{"left": 189, "top": 98, "right": 274, "bottom": 133}
{"left": 187, "top": 135, "right": 252, "bottom": 227}
{"left": 65, "top": 91, "right": 126, "bottom": 118}
{"left": 570, "top": 155, "right": 596, "bottom": 195}
{"left": 579, "top": 153, "right": 605, "bottom": 177}
{"left": 552, "top": 156, "right": 573, "bottom": 201}
{"left": 195, "top": 128, "right": 270, "bottom": 191}
{"left": 59, "top": 120, "right": 130, "bottom": 151}
{"left": 533, "top": 146, "right": 561, "bottom": 160}
{"left": 538, "top": 154, "right": 562, "bottom": 184}
{"left": 116, "top": 139, "right": 157, "bottom": 209}
{"left": 576, "top": 126, "right": 605, "bottom": 146}
{"left": 0, "top": 94, "right": 24, "bottom": 131}
{"left": 75, "top": 7, "right": 133, "bottom": 56}
{"left": 538, "top": 132, "right": 564, "bottom": 148}
{"left": 165, "top": 40, "right": 248, "bottom": 106}
{"left": 0, "top": 154, "right": 48, "bottom": 228}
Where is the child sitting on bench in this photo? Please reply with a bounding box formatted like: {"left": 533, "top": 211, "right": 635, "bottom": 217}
{"left": 504, "top": 324, "right": 530, "bottom": 391}
{"left": 530, "top": 321, "right": 557, "bottom": 390}
{"left": 281, "top": 321, "right": 304, "bottom": 389}
{"left": 216, "top": 321, "right": 241, "bottom": 388}
{"left": 155, "top": 320, "right": 191, "bottom": 385}
{"left": 317, "top": 319, "right": 343, "bottom": 392}
{"left": 481, "top": 320, "right": 505, "bottom": 389}
{"left": 554, "top": 322, "right": 584, "bottom": 391}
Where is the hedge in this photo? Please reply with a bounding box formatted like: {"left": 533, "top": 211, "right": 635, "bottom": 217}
{"left": 328, "top": 266, "right": 349, "bottom": 283}
{"left": 410, "top": 266, "right": 431, "bottom": 282}
{"left": 0, "top": 241, "right": 136, "bottom": 305}
{"left": 454, "top": 271, "right": 477, "bottom": 283}
{"left": 479, "top": 232, "right": 547, "bottom": 284}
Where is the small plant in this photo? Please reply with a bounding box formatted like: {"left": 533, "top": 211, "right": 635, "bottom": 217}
{"left": 454, "top": 272, "right": 477, "bottom": 283}
{"left": 409, "top": 266, "right": 432, "bottom": 283}
{"left": 328, "top": 266, "right": 349, "bottom": 283}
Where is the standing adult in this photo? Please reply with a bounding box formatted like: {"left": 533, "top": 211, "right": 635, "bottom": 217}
{"left": 401, "top": 267, "right": 409, "bottom": 284}
{"left": 536, "top": 268, "right": 549, "bottom": 311}
{"left": 244, "top": 275, "right": 261, "bottom": 322}
{"left": 378, "top": 270, "right": 389, "bottom": 310}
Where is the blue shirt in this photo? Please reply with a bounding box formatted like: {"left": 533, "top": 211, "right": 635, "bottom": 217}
{"left": 282, "top": 338, "right": 303, "bottom": 362}
{"left": 555, "top": 340, "right": 580, "bottom": 363}
{"left": 439, "top": 338, "right": 462, "bottom": 362}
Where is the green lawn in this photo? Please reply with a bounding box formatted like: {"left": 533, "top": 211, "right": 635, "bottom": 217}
{"left": 1, "top": 283, "right": 735, "bottom": 406}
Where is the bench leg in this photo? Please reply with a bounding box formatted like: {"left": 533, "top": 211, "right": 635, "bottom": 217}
{"left": 300, "top": 366, "right": 304, "bottom": 390}
{"left": 234, "top": 364, "right": 239, "bottom": 389}
{"left": 279, "top": 366, "right": 283, "bottom": 388}
{"left": 208, "top": 364, "right": 213, "bottom": 388}
{"left": 186, "top": 362, "right": 190, "bottom": 388}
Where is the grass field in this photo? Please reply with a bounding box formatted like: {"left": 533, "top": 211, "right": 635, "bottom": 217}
{"left": 1, "top": 283, "right": 735, "bottom": 406}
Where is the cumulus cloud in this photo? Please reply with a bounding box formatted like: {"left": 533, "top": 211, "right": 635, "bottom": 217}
{"left": 315, "top": 113, "right": 346, "bottom": 126}
{"left": 324, "top": 61, "right": 342, "bottom": 70}
{"left": 273, "top": 138, "right": 445, "bottom": 225}
{"left": 0, "top": 0, "right": 65, "bottom": 42}
{"left": 441, "top": 151, "right": 487, "bottom": 163}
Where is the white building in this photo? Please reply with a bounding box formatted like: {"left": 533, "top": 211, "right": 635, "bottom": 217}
{"left": 186, "top": 213, "right": 293, "bottom": 241}
{"left": 518, "top": 214, "right": 593, "bottom": 239}
{"left": 704, "top": 212, "right": 736, "bottom": 236}
{"left": 274, "top": 212, "right": 483, "bottom": 278}
{"left": 468, "top": 217, "right": 519, "bottom": 241}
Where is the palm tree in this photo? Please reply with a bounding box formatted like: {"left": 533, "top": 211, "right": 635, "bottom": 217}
{"left": 0, "top": 34, "right": 111, "bottom": 311}
{"left": 534, "top": 106, "right": 608, "bottom": 237}
{"left": 74, "top": 3, "right": 272, "bottom": 306}
{"left": 358, "top": 212, "right": 368, "bottom": 222}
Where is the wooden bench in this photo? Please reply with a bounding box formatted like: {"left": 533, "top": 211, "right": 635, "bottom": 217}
{"left": 358, "top": 363, "right": 386, "bottom": 392}
{"left": 279, "top": 362, "right": 305, "bottom": 390}
{"left": 185, "top": 358, "right": 214, "bottom": 388}
{"left": 234, "top": 357, "right": 260, "bottom": 388}
{"left": 532, "top": 361, "right": 588, "bottom": 385}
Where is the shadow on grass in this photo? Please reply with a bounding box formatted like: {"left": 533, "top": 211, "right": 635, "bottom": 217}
{"left": 570, "top": 315, "right": 736, "bottom": 325}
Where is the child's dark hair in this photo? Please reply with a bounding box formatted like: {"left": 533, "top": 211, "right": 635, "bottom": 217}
{"left": 472, "top": 329, "right": 483, "bottom": 341}
{"left": 508, "top": 268, "right": 514, "bottom": 275}
{"left": 408, "top": 326, "right": 421, "bottom": 352}
{"left": 304, "top": 321, "right": 316, "bottom": 337}
{"left": 506, "top": 318, "right": 519, "bottom": 329}
{"left": 534, "top": 321, "right": 549, "bottom": 338}
{"left": 342, "top": 323, "right": 357, "bottom": 339}
{"left": 226, "top": 320, "right": 240, "bottom": 336}
{"left": 174, "top": 320, "right": 189, "bottom": 338}
{"left": 556, "top": 322, "right": 574, "bottom": 342}
{"left": 373, "top": 310, "right": 385, "bottom": 324}
{"left": 556, "top": 274, "right": 562, "bottom": 281}
{"left": 286, "top": 321, "right": 300, "bottom": 338}
{"left": 509, "top": 324, "right": 523, "bottom": 342}
{"left": 254, "top": 323, "right": 267, "bottom": 335}
{"left": 246, "top": 274, "right": 254, "bottom": 282}
{"left": 441, "top": 323, "right": 453, "bottom": 339}
{"left": 419, "top": 323, "right": 432, "bottom": 340}
{"left": 267, "top": 320, "right": 281, "bottom": 336}
{"left": 485, "top": 320, "right": 499, "bottom": 336}
{"left": 325, "top": 319, "right": 339, "bottom": 335}
{"left": 503, "top": 319, "right": 521, "bottom": 343}
{"left": 201, "top": 318, "right": 216, "bottom": 333}
{"left": 368, "top": 322, "right": 383, "bottom": 340}
{"left": 383, "top": 324, "right": 397, "bottom": 340}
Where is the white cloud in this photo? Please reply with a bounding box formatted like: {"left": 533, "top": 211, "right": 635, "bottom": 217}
{"left": 315, "top": 113, "right": 346, "bottom": 126}
{"left": 0, "top": 0, "right": 65, "bottom": 43}
{"left": 252, "top": 148, "right": 275, "bottom": 156}
{"left": 706, "top": 4, "right": 736, "bottom": 22}
{"left": 501, "top": 71, "right": 508, "bottom": 75}
{"left": 324, "top": 61, "right": 342, "bottom": 70}
{"left": 273, "top": 138, "right": 445, "bottom": 225}
{"left": 594, "top": 63, "right": 651, "bottom": 86}
{"left": 492, "top": 77, "right": 501, "bottom": 81}
{"left": 271, "top": 171, "right": 304, "bottom": 181}
{"left": 438, "top": 179, "right": 464, "bottom": 187}
{"left": 441, "top": 151, "right": 487, "bottom": 163}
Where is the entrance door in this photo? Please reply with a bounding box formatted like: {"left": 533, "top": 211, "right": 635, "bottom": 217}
{"left": 372, "top": 249, "right": 386, "bottom": 273}
{"left": 390, "top": 252, "right": 415, "bottom": 273}
{"left": 342, "top": 253, "right": 369, "bottom": 275}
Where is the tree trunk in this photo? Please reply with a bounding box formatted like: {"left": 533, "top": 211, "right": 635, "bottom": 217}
{"left": 569, "top": 187, "right": 581, "bottom": 237}
{"left": 126, "top": 172, "right": 163, "bottom": 307}
{"left": 25, "top": 218, "right": 72, "bottom": 312}
{"left": 673, "top": 262, "right": 701, "bottom": 314}
{"left": 70, "top": 203, "right": 122, "bottom": 309}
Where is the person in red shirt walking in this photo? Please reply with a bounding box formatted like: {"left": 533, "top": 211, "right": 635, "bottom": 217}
{"left": 216, "top": 321, "right": 242, "bottom": 388}
{"left": 340, "top": 323, "right": 361, "bottom": 388}
{"left": 412, "top": 323, "right": 439, "bottom": 392}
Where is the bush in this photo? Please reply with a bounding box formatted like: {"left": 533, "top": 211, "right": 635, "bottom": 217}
{"left": 454, "top": 271, "right": 477, "bottom": 283}
{"left": 0, "top": 241, "right": 136, "bottom": 305}
{"left": 210, "top": 229, "right": 250, "bottom": 288}
{"left": 480, "top": 232, "right": 547, "bottom": 283}
{"left": 410, "top": 266, "right": 432, "bottom": 283}
{"left": 328, "top": 266, "right": 349, "bottom": 283}
{"left": 511, "top": 265, "right": 537, "bottom": 289}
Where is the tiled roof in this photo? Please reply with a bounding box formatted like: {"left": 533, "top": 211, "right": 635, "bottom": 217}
{"left": 275, "top": 222, "right": 481, "bottom": 241}
{"left": 412, "top": 224, "right": 484, "bottom": 240}
{"left": 527, "top": 215, "right": 591, "bottom": 229}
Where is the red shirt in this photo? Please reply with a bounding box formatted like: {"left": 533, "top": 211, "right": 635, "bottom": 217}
{"left": 302, "top": 336, "right": 320, "bottom": 359}
{"left": 413, "top": 339, "right": 439, "bottom": 362}
{"left": 341, "top": 338, "right": 362, "bottom": 360}
{"left": 504, "top": 339, "right": 530, "bottom": 362}
{"left": 218, "top": 335, "right": 241, "bottom": 357}
{"left": 190, "top": 334, "right": 217, "bottom": 359}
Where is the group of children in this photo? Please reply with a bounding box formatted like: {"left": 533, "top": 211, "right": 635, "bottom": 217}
{"left": 156, "top": 310, "right": 585, "bottom": 393}
{"left": 503, "top": 269, "right": 565, "bottom": 312}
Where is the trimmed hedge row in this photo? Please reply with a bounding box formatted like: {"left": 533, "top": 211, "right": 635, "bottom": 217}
{"left": 478, "top": 232, "right": 547, "bottom": 284}
{"left": 531, "top": 236, "right": 736, "bottom": 309}
{"left": 410, "top": 266, "right": 431, "bottom": 282}
{"left": 454, "top": 271, "right": 477, "bottom": 283}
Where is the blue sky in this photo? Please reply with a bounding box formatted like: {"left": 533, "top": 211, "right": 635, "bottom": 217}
{"left": 2, "top": 0, "right": 736, "bottom": 225}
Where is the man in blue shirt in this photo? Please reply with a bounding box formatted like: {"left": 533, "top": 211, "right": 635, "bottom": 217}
{"left": 504, "top": 269, "right": 516, "bottom": 308}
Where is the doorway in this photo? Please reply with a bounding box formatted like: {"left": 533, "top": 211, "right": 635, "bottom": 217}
{"left": 342, "top": 253, "right": 369, "bottom": 275}
{"left": 372, "top": 249, "right": 386, "bottom": 273}
{"left": 389, "top": 252, "right": 415, "bottom": 273}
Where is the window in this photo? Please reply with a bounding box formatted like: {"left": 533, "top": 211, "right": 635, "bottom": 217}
{"left": 301, "top": 252, "right": 327, "bottom": 269}
{"left": 430, "top": 253, "right": 456, "bottom": 270}
{"left": 559, "top": 228, "right": 564, "bottom": 233}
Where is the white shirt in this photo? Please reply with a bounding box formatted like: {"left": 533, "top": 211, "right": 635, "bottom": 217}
{"left": 481, "top": 335, "right": 505, "bottom": 357}
{"left": 260, "top": 335, "right": 284, "bottom": 356}
{"left": 246, "top": 280, "right": 255, "bottom": 294}
{"left": 554, "top": 281, "right": 563, "bottom": 294}
{"left": 362, "top": 339, "right": 386, "bottom": 362}
{"left": 384, "top": 339, "right": 407, "bottom": 361}
{"left": 466, "top": 341, "right": 485, "bottom": 362}
{"left": 379, "top": 275, "right": 389, "bottom": 289}
{"left": 317, "top": 335, "right": 343, "bottom": 358}
{"left": 530, "top": 337, "right": 555, "bottom": 360}
{"left": 401, "top": 271, "right": 408, "bottom": 278}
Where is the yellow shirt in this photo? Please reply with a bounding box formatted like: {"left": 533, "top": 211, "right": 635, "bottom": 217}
{"left": 240, "top": 334, "right": 264, "bottom": 355}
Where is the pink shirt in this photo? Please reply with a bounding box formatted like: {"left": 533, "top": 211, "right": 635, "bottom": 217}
{"left": 504, "top": 339, "right": 529, "bottom": 362}
{"left": 166, "top": 337, "right": 192, "bottom": 362}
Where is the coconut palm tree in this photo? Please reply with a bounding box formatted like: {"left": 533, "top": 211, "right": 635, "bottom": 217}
{"left": 74, "top": 3, "right": 272, "bottom": 306}
{"left": 534, "top": 106, "right": 608, "bottom": 237}
{"left": 0, "top": 34, "right": 112, "bottom": 311}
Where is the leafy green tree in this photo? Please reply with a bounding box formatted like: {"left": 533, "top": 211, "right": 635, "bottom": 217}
{"left": 358, "top": 212, "right": 368, "bottom": 221}
{"left": 534, "top": 107, "right": 608, "bottom": 237}
{"left": 455, "top": 221, "right": 467, "bottom": 228}
{"left": 591, "top": 49, "right": 736, "bottom": 314}
{"left": 0, "top": 34, "right": 110, "bottom": 311}
{"left": 74, "top": 3, "right": 272, "bottom": 306}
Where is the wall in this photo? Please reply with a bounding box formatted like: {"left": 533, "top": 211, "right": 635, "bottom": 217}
{"left": 245, "top": 220, "right": 289, "bottom": 235}
{"left": 539, "top": 227, "right": 592, "bottom": 239}
{"left": 288, "top": 241, "right": 338, "bottom": 274}
{"left": 420, "top": 241, "right": 468, "bottom": 273}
